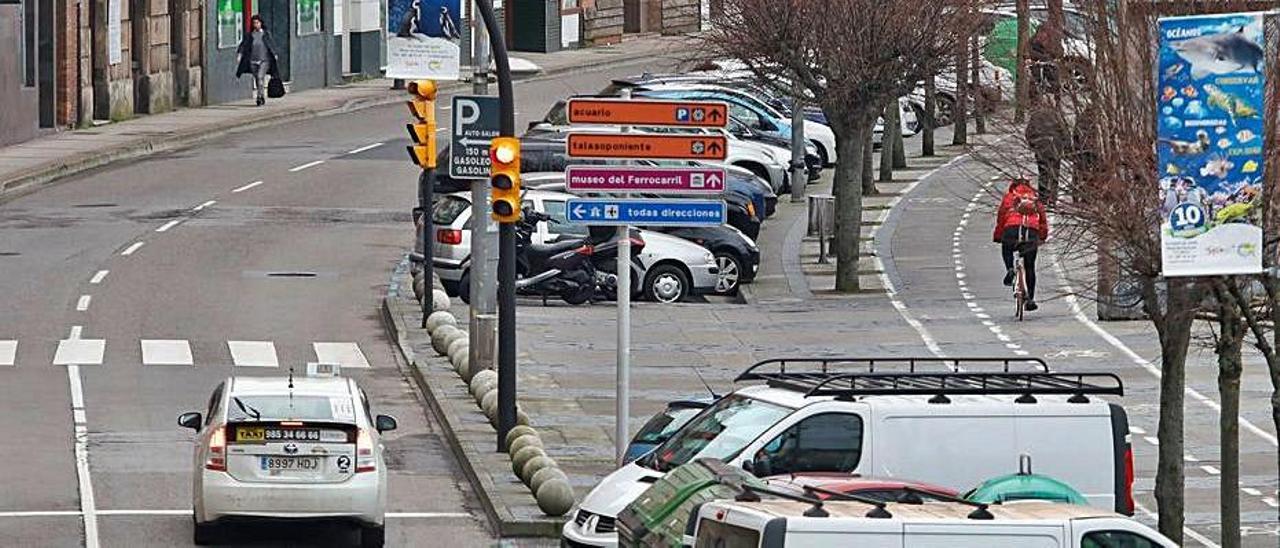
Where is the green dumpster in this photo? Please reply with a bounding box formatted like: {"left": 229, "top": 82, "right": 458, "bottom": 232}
{"left": 967, "top": 472, "right": 1090, "bottom": 506}
{"left": 617, "top": 458, "right": 765, "bottom": 547}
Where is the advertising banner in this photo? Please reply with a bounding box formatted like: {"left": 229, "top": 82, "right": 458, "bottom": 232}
{"left": 216, "top": 0, "right": 243, "bottom": 49}
{"left": 298, "top": 0, "right": 322, "bottom": 35}
{"left": 386, "top": 0, "right": 462, "bottom": 80}
{"left": 1157, "top": 13, "right": 1265, "bottom": 276}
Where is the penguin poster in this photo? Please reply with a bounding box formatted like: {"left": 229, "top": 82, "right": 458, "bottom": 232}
{"left": 1156, "top": 12, "right": 1265, "bottom": 276}
{"left": 387, "top": 0, "right": 462, "bottom": 80}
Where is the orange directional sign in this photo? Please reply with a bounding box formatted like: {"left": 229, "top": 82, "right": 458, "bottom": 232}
{"left": 567, "top": 98, "right": 729, "bottom": 127}
{"left": 567, "top": 133, "right": 728, "bottom": 161}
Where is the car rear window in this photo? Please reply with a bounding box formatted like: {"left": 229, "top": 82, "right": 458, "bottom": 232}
{"left": 226, "top": 395, "right": 357, "bottom": 423}
{"left": 434, "top": 195, "right": 471, "bottom": 226}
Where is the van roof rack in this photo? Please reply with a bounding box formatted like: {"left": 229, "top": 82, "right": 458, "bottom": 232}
{"left": 735, "top": 357, "right": 1122, "bottom": 400}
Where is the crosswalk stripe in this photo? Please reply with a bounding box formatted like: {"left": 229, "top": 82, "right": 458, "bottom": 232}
{"left": 0, "top": 341, "right": 15, "bottom": 366}
{"left": 313, "top": 342, "right": 370, "bottom": 369}
{"left": 140, "top": 340, "right": 194, "bottom": 366}
{"left": 227, "top": 341, "right": 279, "bottom": 368}
{"left": 53, "top": 339, "right": 105, "bottom": 365}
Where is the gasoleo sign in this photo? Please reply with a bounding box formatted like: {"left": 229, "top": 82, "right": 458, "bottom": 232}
{"left": 567, "top": 98, "right": 729, "bottom": 127}
{"left": 567, "top": 133, "right": 728, "bottom": 161}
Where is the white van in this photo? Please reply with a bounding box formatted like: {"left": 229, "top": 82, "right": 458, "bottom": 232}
{"left": 562, "top": 358, "right": 1134, "bottom": 547}
{"left": 689, "top": 498, "right": 1173, "bottom": 548}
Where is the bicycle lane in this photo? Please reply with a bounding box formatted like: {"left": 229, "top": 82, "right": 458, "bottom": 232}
{"left": 877, "top": 145, "right": 1278, "bottom": 546}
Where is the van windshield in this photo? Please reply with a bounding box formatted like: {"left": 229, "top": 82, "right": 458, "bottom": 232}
{"left": 641, "top": 394, "right": 791, "bottom": 473}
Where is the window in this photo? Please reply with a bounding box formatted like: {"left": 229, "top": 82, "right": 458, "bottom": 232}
{"left": 22, "top": 0, "right": 35, "bottom": 86}
{"left": 1081, "top": 531, "right": 1162, "bottom": 548}
{"left": 542, "top": 200, "right": 588, "bottom": 238}
{"left": 205, "top": 383, "right": 226, "bottom": 426}
{"left": 633, "top": 405, "right": 704, "bottom": 444}
{"left": 297, "top": 0, "right": 321, "bottom": 35}
{"left": 226, "top": 395, "right": 349, "bottom": 422}
{"left": 642, "top": 394, "right": 791, "bottom": 473}
{"left": 433, "top": 195, "right": 472, "bottom": 226}
{"left": 694, "top": 518, "right": 759, "bottom": 548}
{"left": 751, "top": 413, "right": 863, "bottom": 476}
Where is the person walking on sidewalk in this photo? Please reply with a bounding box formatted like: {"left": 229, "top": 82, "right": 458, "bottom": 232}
{"left": 236, "top": 16, "right": 282, "bottom": 106}
{"left": 994, "top": 178, "right": 1049, "bottom": 312}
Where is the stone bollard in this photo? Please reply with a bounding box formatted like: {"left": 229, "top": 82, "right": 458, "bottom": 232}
{"left": 453, "top": 354, "right": 470, "bottom": 376}
{"left": 521, "top": 455, "right": 556, "bottom": 485}
{"left": 413, "top": 273, "right": 426, "bottom": 302}
{"left": 530, "top": 466, "right": 568, "bottom": 495}
{"left": 469, "top": 370, "right": 497, "bottom": 394}
{"left": 473, "top": 381, "right": 496, "bottom": 406}
{"left": 508, "top": 433, "right": 543, "bottom": 456}
{"left": 536, "top": 478, "right": 575, "bottom": 516}
{"left": 431, "top": 325, "right": 461, "bottom": 355}
{"left": 447, "top": 338, "right": 469, "bottom": 363}
{"left": 441, "top": 330, "right": 467, "bottom": 356}
{"left": 481, "top": 390, "right": 499, "bottom": 418}
{"left": 516, "top": 408, "right": 531, "bottom": 427}
{"left": 432, "top": 289, "right": 451, "bottom": 311}
{"left": 426, "top": 311, "right": 458, "bottom": 333}
{"left": 511, "top": 446, "right": 546, "bottom": 477}
{"left": 504, "top": 425, "right": 538, "bottom": 448}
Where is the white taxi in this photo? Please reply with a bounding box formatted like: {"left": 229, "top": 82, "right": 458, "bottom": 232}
{"left": 179, "top": 365, "right": 397, "bottom": 547}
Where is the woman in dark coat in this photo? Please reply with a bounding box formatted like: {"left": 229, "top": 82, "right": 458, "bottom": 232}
{"left": 236, "top": 15, "right": 283, "bottom": 106}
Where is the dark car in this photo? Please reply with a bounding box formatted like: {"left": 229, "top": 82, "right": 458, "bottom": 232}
{"left": 648, "top": 225, "right": 758, "bottom": 295}
{"left": 624, "top": 397, "right": 713, "bottom": 464}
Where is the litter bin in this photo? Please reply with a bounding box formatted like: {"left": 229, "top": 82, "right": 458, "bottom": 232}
{"left": 807, "top": 194, "right": 834, "bottom": 237}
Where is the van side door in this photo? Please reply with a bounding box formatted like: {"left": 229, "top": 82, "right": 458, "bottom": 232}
{"left": 741, "top": 412, "right": 865, "bottom": 477}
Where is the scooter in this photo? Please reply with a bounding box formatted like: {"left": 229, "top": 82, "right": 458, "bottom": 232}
{"left": 514, "top": 209, "right": 644, "bottom": 305}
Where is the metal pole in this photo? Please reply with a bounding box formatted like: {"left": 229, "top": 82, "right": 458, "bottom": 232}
{"left": 615, "top": 88, "right": 633, "bottom": 466}
{"left": 420, "top": 168, "right": 436, "bottom": 327}
{"left": 789, "top": 81, "right": 807, "bottom": 203}
{"left": 475, "top": 0, "right": 518, "bottom": 452}
{"left": 468, "top": 7, "right": 497, "bottom": 380}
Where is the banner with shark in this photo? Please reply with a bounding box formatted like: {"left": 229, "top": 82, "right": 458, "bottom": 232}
{"left": 1157, "top": 12, "right": 1264, "bottom": 277}
{"left": 386, "top": 0, "right": 463, "bottom": 80}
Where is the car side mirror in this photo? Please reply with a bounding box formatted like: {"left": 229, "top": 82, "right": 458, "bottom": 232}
{"left": 375, "top": 414, "right": 398, "bottom": 433}
{"left": 178, "top": 412, "right": 202, "bottom": 431}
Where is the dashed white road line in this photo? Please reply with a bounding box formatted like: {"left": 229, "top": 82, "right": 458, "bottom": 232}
{"left": 1243, "top": 487, "right": 1262, "bottom": 496}
{"left": 1263, "top": 497, "right": 1279, "bottom": 508}
{"left": 76, "top": 295, "right": 92, "bottom": 312}
{"left": 192, "top": 200, "right": 216, "bottom": 212}
{"left": 0, "top": 341, "right": 16, "bottom": 366}
{"left": 231, "top": 180, "right": 264, "bottom": 193}
{"left": 120, "top": 242, "right": 144, "bottom": 256}
{"left": 1144, "top": 436, "right": 1160, "bottom": 446}
{"left": 89, "top": 270, "right": 109, "bottom": 284}
{"left": 154, "top": 219, "right": 181, "bottom": 233}
{"left": 1200, "top": 465, "right": 1220, "bottom": 475}
{"left": 64, "top": 323, "right": 99, "bottom": 548}
{"left": 346, "top": 142, "right": 384, "bottom": 155}
{"left": 1135, "top": 502, "right": 1219, "bottom": 548}
{"left": 288, "top": 160, "right": 325, "bottom": 172}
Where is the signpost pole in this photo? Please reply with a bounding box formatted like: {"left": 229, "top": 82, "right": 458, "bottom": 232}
{"left": 615, "top": 88, "right": 633, "bottom": 466}
{"left": 468, "top": 6, "right": 498, "bottom": 381}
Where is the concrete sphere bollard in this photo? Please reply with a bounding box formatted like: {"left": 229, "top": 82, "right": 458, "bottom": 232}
{"left": 508, "top": 433, "right": 543, "bottom": 456}
{"left": 443, "top": 329, "right": 467, "bottom": 352}
{"left": 481, "top": 390, "right": 500, "bottom": 418}
{"left": 431, "top": 325, "right": 461, "bottom": 355}
{"left": 536, "top": 478, "right": 576, "bottom": 516}
{"left": 504, "top": 425, "right": 538, "bottom": 449}
{"left": 529, "top": 466, "right": 568, "bottom": 495}
{"left": 454, "top": 355, "right": 471, "bottom": 378}
{"left": 432, "top": 289, "right": 451, "bottom": 311}
{"left": 469, "top": 369, "right": 497, "bottom": 394}
{"left": 521, "top": 455, "right": 556, "bottom": 484}
{"left": 426, "top": 311, "right": 458, "bottom": 333}
{"left": 516, "top": 408, "right": 531, "bottom": 427}
{"left": 473, "top": 382, "right": 496, "bottom": 406}
{"left": 447, "top": 338, "right": 469, "bottom": 361}
{"left": 511, "top": 446, "right": 546, "bottom": 477}
{"left": 413, "top": 273, "right": 426, "bottom": 302}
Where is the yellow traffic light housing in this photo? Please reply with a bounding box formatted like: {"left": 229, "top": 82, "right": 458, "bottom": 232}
{"left": 490, "top": 137, "right": 521, "bottom": 223}
{"left": 405, "top": 80, "right": 437, "bottom": 170}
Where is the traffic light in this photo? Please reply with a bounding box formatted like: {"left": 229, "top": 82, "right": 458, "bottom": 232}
{"left": 405, "top": 80, "right": 437, "bottom": 169}
{"left": 489, "top": 137, "right": 521, "bottom": 223}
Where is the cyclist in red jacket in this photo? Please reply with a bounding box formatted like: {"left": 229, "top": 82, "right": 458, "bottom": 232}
{"left": 994, "top": 179, "right": 1049, "bottom": 311}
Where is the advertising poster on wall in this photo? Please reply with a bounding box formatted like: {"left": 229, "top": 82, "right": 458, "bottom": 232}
{"left": 298, "top": 0, "right": 322, "bottom": 35}
{"left": 217, "top": 0, "right": 243, "bottom": 48}
{"left": 108, "top": 0, "right": 122, "bottom": 64}
{"left": 1156, "top": 13, "right": 1265, "bottom": 276}
{"left": 386, "top": 0, "right": 462, "bottom": 80}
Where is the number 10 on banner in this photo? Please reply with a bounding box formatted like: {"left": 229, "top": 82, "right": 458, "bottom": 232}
{"left": 1170, "top": 202, "right": 1205, "bottom": 236}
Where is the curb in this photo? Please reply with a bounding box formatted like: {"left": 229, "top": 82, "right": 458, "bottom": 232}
{"left": 381, "top": 258, "right": 565, "bottom": 538}
{"left": 0, "top": 43, "right": 678, "bottom": 205}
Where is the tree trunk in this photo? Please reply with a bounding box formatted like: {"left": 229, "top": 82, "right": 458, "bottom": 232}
{"left": 1268, "top": 279, "right": 1280, "bottom": 529}
{"left": 1150, "top": 278, "right": 1194, "bottom": 544}
{"left": 1217, "top": 298, "right": 1243, "bottom": 548}
{"left": 953, "top": 39, "right": 970, "bottom": 146}
{"left": 879, "top": 102, "right": 897, "bottom": 182}
{"left": 892, "top": 100, "right": 907, "bottom": 169}
{"left": 922, "top": 77, "right": 936, "bottom": 157}
{"left": 1015, "top": 0, "right": 1030, "bottom": 122}
{"left": 861, "top": 126, "right": 876, "bottom": 196}
{"left": 833, "top": 122, "right": 870, "bottom": 293}
{"left": 971, "top": 35, "right": 985, "bottom": 135}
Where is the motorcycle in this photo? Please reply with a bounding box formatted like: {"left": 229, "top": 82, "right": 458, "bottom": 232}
{"left": 515, "top": 208, "right": 644, "bottom": 305}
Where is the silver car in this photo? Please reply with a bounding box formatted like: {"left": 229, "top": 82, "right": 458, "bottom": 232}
{"left": 432, "top": 189, "right": 719, "bottom": 303}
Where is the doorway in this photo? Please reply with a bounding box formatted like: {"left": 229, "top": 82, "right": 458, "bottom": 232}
{"left": 257, "top": 0, "right": 290, "bottom": 81}
{"left": 37, "top": 0, "right": 55, "bottom": 127}
{"left": 169, "top": 0, "right": 187, "bottom": 105}
{"left": 90, "top": 0, "right": 110, "bottom": 119}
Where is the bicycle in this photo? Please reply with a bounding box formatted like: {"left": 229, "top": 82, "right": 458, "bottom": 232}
{"left": 1013, "top": 245, "right": 1029, "bottom": 321}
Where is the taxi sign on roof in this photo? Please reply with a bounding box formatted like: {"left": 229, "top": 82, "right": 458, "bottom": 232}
{"left": 566, "top": 133, "right": 728, "bottom": 161}
{"left": 567, "top": 98, "right": 729, "bottom": 128}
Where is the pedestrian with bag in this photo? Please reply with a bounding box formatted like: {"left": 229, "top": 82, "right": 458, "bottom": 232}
{"left": 236, "top": 15, "right": 284, "bottom": 106}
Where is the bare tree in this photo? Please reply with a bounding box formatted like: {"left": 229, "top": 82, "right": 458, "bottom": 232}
{"left": 1015, "top": 0, "right": 1030, "bottom": 121}
{"left": 702, "top": 0, "right": 990, "bottom": 291}
{"left": 953, "top": 40, "right": 971, "bottom": 146}
{"left": 880, "top": 101, "right": 899, "bottom": 182}
{"left": 922, "top": 77, "right": 938, "bottom": 156}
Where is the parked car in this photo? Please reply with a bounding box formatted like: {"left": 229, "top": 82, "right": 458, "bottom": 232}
{"left": 562, "top": 357, "right": 1134, "bottom": 547}
{"left": 432, "top": 190, "right": 720, "bottom": 303}
{"left": 690, "top": 498, "right": 1175, "bottom": 548}
{"left": 623, "top": 397, "right": 713, "bottom": 464}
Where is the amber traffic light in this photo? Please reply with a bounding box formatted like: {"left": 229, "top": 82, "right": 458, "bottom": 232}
{"left": 405, "top": 80, "right": 437, "bottom": 169}
{"left": 489, "top": 137, "right": 521, "bottom": 223}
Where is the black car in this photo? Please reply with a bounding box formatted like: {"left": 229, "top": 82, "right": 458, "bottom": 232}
{"left": 646, "top": 225, "right": 759, "bottom": 295}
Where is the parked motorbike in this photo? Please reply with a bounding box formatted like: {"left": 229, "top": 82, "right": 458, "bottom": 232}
{"left": 514, "top": 208, "right": 645, "bottom": 305}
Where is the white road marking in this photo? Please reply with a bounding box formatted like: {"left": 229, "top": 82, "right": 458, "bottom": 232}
{"left": 1184, "top": 454, "right": 1199, "bottom": 462}
{"left": 289, "top": 160, "right": 324, "bottom": 172}
{"left": 140, "top": 340, "right": 194, "bottom": 366}
{"left": 155, "top": 219, "right": 181, "bottom": 233}
{"left": 192, "top": 200, "right": 216, "bottom": 212}
{"left": 346, "top": 142, "right": 384, "bottom": 155}
{"left": 54, "top": 339, "right": 105, "bottom": 365}
{"left": 1135, "top": 502, "right": 1219, "bottom": 548}
{"left": 1012, "top": 350, "right": 1029, "bottom": 356}
{"left": 120, "top": 242, "right": 144, "bottom": 256}
{"left": 1200, "top": 465, "right": 1220, "bottom": 475}
{"left": 232, "top": 180, "right": 264, "bottom": 193}
{"left": 76, "top": 295, "right": 92, "bottom": 312}
{"left": 1263, "top": 497, "right": 1279, "bottom": 508}
{"left": 1005, "top": 343, "right": 1020, "bottom": 349}
{"left": 1243, "top": 487, "right": 1262, "bottom": 496}
{"left": 1130, "top": 426, "right": 1146, "bottom": 435}
{"left": 70, "top": 326, "right": 82, "bottom": 339}
{"left": 975, "top": 313, "right": 990, "bottom": 319}
{"left": 227, "top": 341, "right": 279, "bottom": 367}
{"left": 89, "top": 270, "right": 109, "bottom": 284}
{"left": 0, "top": 341, "right": 15, "bottom": 366}
{"left": 67, "top": 362, "right": 99, "bottom": 548}
{"left": 313, "top": 342, "right": 371, "bottom": 369}
{"left": 0, "top": 511, "right": 83, "bottom": 518}
{"left": 1053, "top": 259, "right": 1280, "bottom": 448}
{"left": 1144, "top": 436, "right": 1159, "bottom": 446}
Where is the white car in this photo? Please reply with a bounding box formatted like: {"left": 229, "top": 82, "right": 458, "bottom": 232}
{"left": 179, "top": 367, "right": 397, "bottom": 547}
{"left": 432, "top": 189, "right": 720, "bottom": 303}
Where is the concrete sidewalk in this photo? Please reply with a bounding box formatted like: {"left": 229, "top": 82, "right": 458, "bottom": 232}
{"left": 0, "top": 35, "right": 690, "bottom": 204}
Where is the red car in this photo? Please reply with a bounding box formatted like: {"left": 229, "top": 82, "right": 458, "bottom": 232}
{"left": 765, "top": 473, "right": 959, "bottom": 503}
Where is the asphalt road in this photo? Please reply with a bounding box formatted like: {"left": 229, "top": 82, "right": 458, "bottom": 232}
{"left": 0, "top": 56, "right": 675, "bottom": 547}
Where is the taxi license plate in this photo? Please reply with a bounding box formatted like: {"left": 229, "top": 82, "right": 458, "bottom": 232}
{"left": 260, "top": 456, "right": 321, "bottom": 471}
{"left": 237, "top": 426, "right": 265, "bottom": 442}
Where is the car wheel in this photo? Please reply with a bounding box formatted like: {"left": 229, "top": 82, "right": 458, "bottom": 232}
{"left": 713, "top": 252, "right": 743, "bottom": 295}
{"left": 644, "top": 263, "right": 690, "bottom": 303}
{"left": 360, "top": 524, "right": 386, "bottom": 548}
{"left": 457, "top": 271, "right": 471, "bottom": 305}
{"left": 192, "top": 519, "right": 221, "bottom": 546}
{"left": 811, "top": 141, "right": 829, "bottom": 167}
